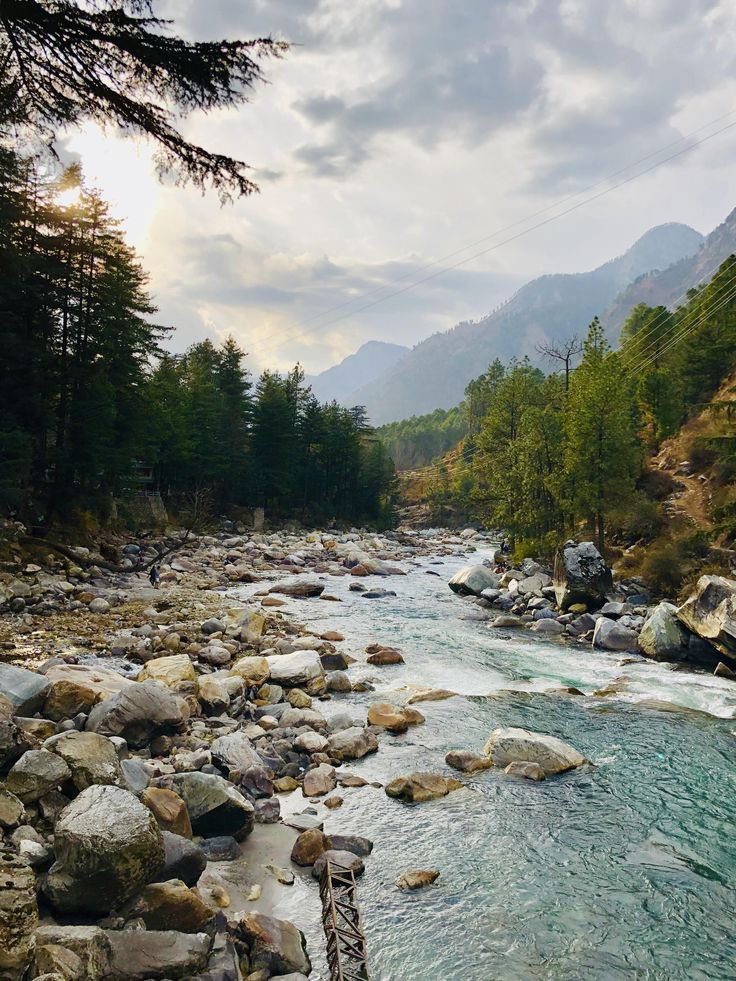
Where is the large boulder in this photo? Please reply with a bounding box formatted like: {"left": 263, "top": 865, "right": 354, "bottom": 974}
{"left": 266, "top": 651, "right": 324, "bottom": 688}
{"left": 138, "top": 654, "right": 196, "bottom": 688}
{"left": 44, "top": 785, "right": 165, "bottom": 914}
{"left": 119, "top": 879, "right": 213, "bottom": 934}
{"left": 385, "top": 772, "right": 463, "bottom": 803}
{"left": 592, "top": 617, "right": 638, "bottom": 652}
{"left": 448, "top": 565, "right": 499, "bottom": 597}
{"left": 44, "top": 731, "right": 122, "bottom": 791}
{"left": 6, "top": 749, "right": 71, "bottom": 803}
{"left": 0, "top": 664, "right": 50, "bottom": 715}
{"left": 159, "top": 772, "right": 254, "bottom": 841}
{"left": 230, "top": 656, "right": 270, "bottom": 686}
{"left": 210, "top": 731, "right": 262, "bottom": 775}
{"left": 367, "top": 702, "right": 424, "bottom": 733}
{"left": 553, "top": 541, "right": 613, "bottom": 611}
{"left": 676, "top": 575, "right": 736, "bottom": 660}
{"left": 483, "top": 727, "right": 586, "bottom": 775}
{"left": 0, "top": 850, "right": 38, "bottom": 980}
{"left": 269, "top": 580, "right": 324, "bottom": 598}
{"left": 159, "top": 831, "right": 206, "bottom": 887}
{"left": 639, "top": 602, "right": 692, "bottom": 661}
{"left": 42, "top": 663, "right": 133, "bottom": 722}
{"left": 327, "top": 726, "right": 378, "bottom": 761}
{"left": 105, "top": 929, "right": 212, "bottom": 979}
{"left": 237, "top": 913, "right": 311, "bottom": 977}
{"left": 86, "top": 680, "right": 187, "bottom": 748}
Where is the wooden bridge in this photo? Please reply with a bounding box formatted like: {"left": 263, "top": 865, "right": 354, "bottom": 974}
{"left": 319, "top": 858, "right": 370, "bottom": 980}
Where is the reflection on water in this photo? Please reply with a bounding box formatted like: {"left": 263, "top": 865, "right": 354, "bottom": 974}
{"left": 233, "top": 550, "right": 736, "bottom": 980}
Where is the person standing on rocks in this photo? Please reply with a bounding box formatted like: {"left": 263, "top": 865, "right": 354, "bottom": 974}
{"left": 149, "top": 565, "right": 161, "bottom": 589}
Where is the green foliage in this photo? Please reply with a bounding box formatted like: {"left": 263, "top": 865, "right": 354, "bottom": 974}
{"left": 377, "top": 406, "right": 467, "bottom": 470}
{"left": 639, "top": 540, "right": 687, "bottom": 595}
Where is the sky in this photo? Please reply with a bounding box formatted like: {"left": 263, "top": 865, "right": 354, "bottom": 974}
{"left": 60, "top": 0, "right": 736, "bottom": 378}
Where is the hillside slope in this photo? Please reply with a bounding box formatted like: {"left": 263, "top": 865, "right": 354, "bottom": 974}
{"left": 306, "top": 340, "right": 409, "bottom": 404}
{"left": 350, "top": 222, "right": 703, "bottom": 424}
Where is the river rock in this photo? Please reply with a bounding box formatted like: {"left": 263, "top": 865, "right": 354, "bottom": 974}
{"left": 0, "top": 850, "right": 38, "bottom": 980}
{"left": 448, "top": 565, "right": 499, "bottom": 597}
{"left": 266, "top": 651, "right": 324, "bottom": 688}
{"left": 161, "top": 772, "right": 254, "bottom": 840}
{"left": 120, "top": 879, "right": 213, "bottom": 933}
{"left": 396, "top": 868, "right": 440, "bottom": 890}
{"left": 210, "top": 731, "right": 262, "bottom": 775}
{"left": 553, "top": 541, "right": 613, "bottom": 610}
{"left": 302, "top": 763, "right": 336, "bottom": 797}
{"left": 43, "top": 662, "right": 133, "bottom": 705}
{"left": 32, "top": 925, "right": 111, "bottom": 978}
{"left": 160, "top": 831, "right": 206, "bottom": 886}
{"left": 385, "top": 772, "right": 464, "bottom": 803}
{"left": 44, "top": 730, "right": 121, "bottom": 791}
{"left": 269, "top": 580, "right": 325, "bottom": 598}
{"left": 0, "top": 697, "right": 28, "bottom": 771}
{"left": 327, "top": 726, "right": 378, "bottom": 761}
{"left": 197, "top": 675, "right": 230, "bottom": 714}
{"left": 366, "top": 647, "right": 404, "bottom": 665}
{"left": 518, "top": 573, "right": 552, "bottom": 595}
{"left": 638, "top": 602, "right": 692, "bottom": 661}
{"left": 530, "top": 618, "right": 565, "bottom": 635}
{"left": 6, "top": 749, "right": 71, "bottom": 802}
{"left": 312, "top": 849, "right": 365, "bottom": 880}
{"left": 142, "top": 787, "right": 193, "bottom": 837}
{"left": 230, "top": 656, "right": 270, "bottom": 686}
{"left": 294, "top": 730, "right": 329, "bottom": 753}
{"left": 367, "top": 702, "right": 424, "bottom": 733}
{"left": 237, "top": 912, "right": 311, "bottom": 977}
{"left": 0, "top": 663, "right": 50, "bottom": 715}
{"left": 492, "top": 614, "right": 525, "bottom": 628}
{"left": 44, "top": 785, "right": 164, "bottom": 913}
{"left": 325, "top": 834, "right": 373, "bottom": 857}
{"left": 138, "top": 654, "right": 196, "bottom": 688}
{"left": 504, "top": 761, "right": 546, "bottom": 781}
{"left": 86, "top": 680, "right": 187, "bottom": 748}
{"left": 715, "top": 661, "right": 736, "bottom": 679}
{"left": 326, "top": 670, "right": 352, "bottom": 692}
{"left": 445, "top": 750, "right": 492, "bottom": 773}
{"left": 290, "top": 828, "right": 327, "bottom": 866}
{"left": 483, "top": 727, "right": 586, "bottom": 775}
{"left": 593, "top": 617, "right": 638, "bottom": 651}
{"left": 0, "top": 788, "right": 24, "bottom": 828}
{"left": 105, "top": 928, "right": 212, "bottom": 979}
{"left": 676, "top": 575, "right": 736, "bottom": 659}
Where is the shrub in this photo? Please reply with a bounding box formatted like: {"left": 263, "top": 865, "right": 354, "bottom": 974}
{"left": 639, "top": 540, "right": 687, "bottom": 596}
{"left": 608, "top": 493, "right": 664, "bottom": 544}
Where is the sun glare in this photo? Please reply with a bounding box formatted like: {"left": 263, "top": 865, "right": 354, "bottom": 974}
{"left": 56, "top": 186, "right": 81, "bottom": 209}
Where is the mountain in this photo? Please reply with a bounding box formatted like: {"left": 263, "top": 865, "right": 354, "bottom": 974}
{"left": 601, "top": 207, "right": 736, "bottom": 335}
{"left": 347, "top": 222, "right": 704, "bottom": 425}
{"left": 306, "top": 340, "right": 409, "bottom": 404}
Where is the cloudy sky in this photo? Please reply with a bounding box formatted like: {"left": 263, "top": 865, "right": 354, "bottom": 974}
{"left": 64, "top": 0, "right": 736, "bottom": 376}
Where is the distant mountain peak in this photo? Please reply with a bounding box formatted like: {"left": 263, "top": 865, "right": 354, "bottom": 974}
{"left": 307, "top": 339, "right": 409, "bottom": 405}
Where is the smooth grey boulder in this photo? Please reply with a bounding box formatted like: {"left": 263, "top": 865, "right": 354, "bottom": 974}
{"left": 0, "top": 663, "right": 50, "bottom": 715}
{"left": 44, "top": 730, "right": 122, "bottom": 791}
{"left": 210, "top": 731, "right": 262, "bottom": 775}
{"left": 676, "top": 575, "right": 736, "bottom": 660}
{"left": 518, "top": 573, "right": 552, "bottom": 595}
{"left": 106, "top": 929, "right": 212, "bottom": 979}
{"left": 157, "top": 772, "right": 254, "bottom": 841}
{"left": 638, "top": 602, "right": 692, "bottom": 661}
{"left": 593, "top": 617, "right": 638, "bottom": 652}
{"left": 266, "top": 651, "right": 325, "bottom": 688}
{"left": 6, "top": 749, "right": 71, "bottom": 803}
{"left": 483, "top": 727, "right": 586, "bottom": 775}
{"left": 43, "top": 785, "right": 164, "bottom": 913}
{"left": 553, "top": 541, "right": 613, "bottom": 611}
{"left": 448, "top": 565, "right": 499, "bottom": 597}
{"left": 86, "top": 680, "right": 187, "bottom": 747}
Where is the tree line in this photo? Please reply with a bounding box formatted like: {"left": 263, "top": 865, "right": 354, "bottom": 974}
{"left": 427, "top": 255, "right": 736, "bottom": 554}
{"left": 0, "top": 150, "right": 395, "bottom": 528}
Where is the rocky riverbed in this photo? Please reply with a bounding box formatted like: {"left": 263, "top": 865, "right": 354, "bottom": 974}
{"left": 2, "top": 525, "right": 736, "bottom": 980}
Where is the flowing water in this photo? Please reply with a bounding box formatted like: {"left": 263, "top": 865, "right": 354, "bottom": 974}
{"left": 234, "top": 548, "right": 736, "bottom": 980}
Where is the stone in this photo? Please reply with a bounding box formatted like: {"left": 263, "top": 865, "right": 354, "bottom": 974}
{"left": 530, "top": 618, "right": 565, "bottom": 635}
{"left": 210, "top": 732, "right": 262, "bottom": 775}
{"left": 32, "top": 925, "right": 110, "bottom": 979}
{"left": 269, "top": 580, "right": 325, "bottom": 598}
{"left": 638, "top": 602, "right": 692, "bottom": 661}
{"left": 0, "top": 788, "right": 24, "bottom": 828}
{"left": 0, "top": 850, "right": 38, "bottom": 980}
{"left": 492, "top": 614, "right": 525, "bottom": 628}
{"left": 43, "top": 663, "right": 132, "bottom": 703}
{"left": 553, "top": 540, "right": 613, "bottom": 610}
{"left": 286, "top": 689, "right": 312, "bottom": 709}
{"left": 0, "top": 699, "right": 29, "bottom": 771}
{"left": 105, "top": 929, "right": 211, "bottom": 979}
{"left": 240, "top": 765, "right": 274, "bottom": 800}
{"left": 715, "top": 661, "right": 736, "bottom": 679}
{"left": 142, "top": 787, "right": 193, "bottom": 837}
{"left": 504, "top": 761, "right": 546, "bottom": 781}
{"left": 385, "top": 772, "right": 464, "bottom": 803}
{"left": 201, "top": 618, "right": 225, "bottom": 635}
{"left": 34, "top": 942, "right": 85, "bottom": 979}
{"left": 237, "top": 912, "right": 311, "bottom": 977}
{"left": 367, "top": 702, "right": 424, "bottom": 733}
{"left": 518, "top": 573, "right": 552, "bottom": 595}
{"left": 290, "top": 828, "right": 327, "bottom": 866}
{"left": 483, "top": 727, "right": 586, "bottom": 776}
{"left": 325, "top": 834, "right": 373, "bottom": 857}
{"left": 676, "top": 575, "right": 736, "bottom": 659}
{"left": 274, "top": 776, "right": 299, "bottom": 793}
{"left": 448, "top": 565, "right": 499, "bottom": 597}
{"left": 120, "top": 879, "right": 214, "bottom": 933}
{"left": 44, "top": 785, "right": 164, "bottom": 914}
{"left": 200, "top": 836, "right": 240, "bottom": 861}
{"left": 6, "top": 749, "right": 71, "bottom": 802}
{"left": 302, "top": 763, "right": 336, "bottom": 796}
{"left": 138, "top": 654, "right": 196, "bottom": 688}
{"left": 0, "top": 663, "right": 50, "bottom": 715}
{"left": 44, "top": 730, "right": 122, "bottom": 791}
{"left": 86, "top": 680, "right": 187, "bottom": 748}
{"left": 405, "top": 688, "right": 457, "bottom": 704}
{"left": 160, "top": 831, "right": 206, "bottom": 887}
{"left": 88, "top": 597, "right": 110, "bottom": 613}
{"left": 593, "top": 617, "right": 638, "bottom": 652}
{"left": 445, "top": 750, "right": 492, "bottom": 773}
{"left": 279, "top": 706, "right": 327, "bottom": 730}
{"left": 255, "top": 797, "right": 280, "bottom": 824}
{"left": 266, "top": 651, "right": 324, "bottom": 688}
{"left": 294, "top": 730, "right": 329, "bottom": 753}
{"left": 230, "top": 656, "right": 270, "bottom": 686}
{"left": 161, "top": 772, "right": 254, "bottom": 840}
{"left": 326, "top": 670, "right": 352, "bottom": 692}
{"left": 265, "top": 863, "right": 294, "bottom": 885}
{"left": 327, "top": 727, "right": 378, "bottom": 761}
{"left": 366, "top": 648, "right": 404, "bottom": 666}
{"left": 311, "top": 849, "right": 365, "bottom": 880}
{"left": 197, "top": 676, "right": 230, "bottom": 715}
{"left": 396, "top": 869, "right": 440, "bottom": 890}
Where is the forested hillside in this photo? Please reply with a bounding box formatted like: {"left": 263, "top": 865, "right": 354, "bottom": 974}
{"left": 0, "top": 149, "right": 395, "bottom": 529}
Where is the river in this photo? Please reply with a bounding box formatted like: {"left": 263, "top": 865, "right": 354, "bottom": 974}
{"left": 235, "top": 546, "right": 736, "bottom": 980}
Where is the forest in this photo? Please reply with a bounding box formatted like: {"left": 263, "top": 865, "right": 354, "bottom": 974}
{"left": 425, "top": 255, "right": 736, "bottom": 580}
{"left": 0, "top": 149, "right": 396, "bottom": 529}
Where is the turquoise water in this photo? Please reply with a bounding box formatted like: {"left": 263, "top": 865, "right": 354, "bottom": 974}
{"left": 236, "top": 550, "right": 736, "bottom": 980}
